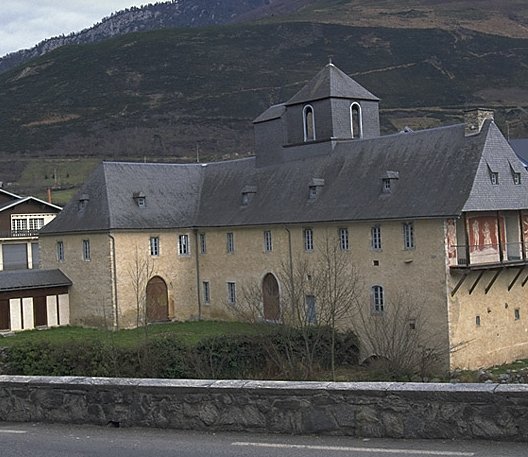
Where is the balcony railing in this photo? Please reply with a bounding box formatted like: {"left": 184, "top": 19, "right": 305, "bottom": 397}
{"left": 0, "top": 229, "right": 40, "bottom": 238}
{"left": 451, "top": 242, "right": 526, "bottom": 268}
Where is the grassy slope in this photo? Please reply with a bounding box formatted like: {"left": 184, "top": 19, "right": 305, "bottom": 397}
{"left": 1, "top": 10, "right": 528, "bottom": 196}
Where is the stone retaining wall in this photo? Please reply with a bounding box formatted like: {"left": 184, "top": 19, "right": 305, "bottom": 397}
{"left": 0, "top": 376, "right": 527, "bottom": 441}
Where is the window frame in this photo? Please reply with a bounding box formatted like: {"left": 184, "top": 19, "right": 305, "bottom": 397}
{"left": 403, "top": 222, "right": 415, "bottom": 250}
{"left": 264, "top": 230, "right": 273, "bottom": 252}
{"left": 226, "top": 232, "right": 235, "bottom": 254}
{"left": 371, "top": 285, "right": 384, "bottom": 314}
{"left": 82, "top": 239, "right": 91, "bottom": 262}
{"left": 203, "top": 281, "right": 210, "bottom": 304}
{"left": 371, "top": 225, "right": 382, "bottom": 250}
{"left": 490, "top": 171, "right": 499, "bottom": 185}
{"left": 339, "top": 227, "right": 349, "bottom": 251}
{"left": 178, "top": 234, "right": 190, "bottom": 256}
{"left": 303, "top": 227, "right": 314, "bottom": 252}
{"left": 350, "top": 102, "right": 363, "bottom": 139}
{"left": 227, "top": 281, "right": 236, "bottom": 305}
{"left": 56, "top": 240, "right": 64, "bottom": 262}
{"left": 199, "top": 233, "right": 206, "bottom": 255}
{"left": 513, "top": 172, "right": 521, "bottom": 185}
{"left": 149, "top": 236, "right": 160, "bottom": 257}
{"left": 303, "top": 104, "right": 316, "bottom": 142}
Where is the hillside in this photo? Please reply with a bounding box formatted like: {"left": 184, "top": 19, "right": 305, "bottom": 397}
{"left": 2, "top": 1, "right": 528, "bottom": 198}
{"left": 0, "top": 0, "right": 317, "bottom": 74}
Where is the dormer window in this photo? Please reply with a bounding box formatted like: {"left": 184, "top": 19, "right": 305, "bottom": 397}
{"left": 78, "top": 194, "right": 89, "bottom": 211}
{"left": 380, "top": 171, "right": 399, "bottom": 194}
{"left": 133, "top": 192, "right": 146, "bottom": 207}
{"left": 350, "top": 102, "right": 363, "bottom": 139}
{"left": 241, "top": 185, "right": 257, "bottom": 206}
{"left": 490, "top": 171, "right": 499, "bottom": 185}
{"left": 514, "top": 172, "right": 521, "bottom": 185}
{"left": 303, "top": 105, "right": 316, "bottom": 142}
{"left": 308, "top": 178, "right": 324, "bottom": 200}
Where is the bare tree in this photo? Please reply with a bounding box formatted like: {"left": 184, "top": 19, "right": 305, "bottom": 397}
{"left": 127, "top": 244, "right": 156, "bottom": 329}
{"left": 236, "top": 233, "right": 362, "bottom": 380}
{"left": 350, "top": 291, "right": 451, "bottom": 380}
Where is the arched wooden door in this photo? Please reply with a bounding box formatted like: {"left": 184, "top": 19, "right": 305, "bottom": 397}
{"left": 146, "top": 276, "right": 169, "bottom": 323}
{"left": 262, "top": 273, "right": 280, "bottom": 321}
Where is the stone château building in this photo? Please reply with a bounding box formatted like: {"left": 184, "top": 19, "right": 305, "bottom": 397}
{"left": 40, "top": 63, "right": 528, "bottom": 370}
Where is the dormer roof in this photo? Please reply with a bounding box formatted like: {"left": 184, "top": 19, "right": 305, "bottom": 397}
{"left": 285, "top": 63, "right": 379, "bottom": 106}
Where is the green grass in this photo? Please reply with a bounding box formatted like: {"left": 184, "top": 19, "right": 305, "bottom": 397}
{"left": 0, "top": 320, "right": 274, "bottom": 348}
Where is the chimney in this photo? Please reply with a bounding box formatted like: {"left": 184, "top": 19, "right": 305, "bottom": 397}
{"left": 464, "top": 108, "right": 494, "bottom": 136}
{"left": 47, "top": 187, "right": 52, "bottom": 203}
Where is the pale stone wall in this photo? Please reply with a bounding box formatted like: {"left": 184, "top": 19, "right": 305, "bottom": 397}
{"left": 448, "top": 268, "right": 528, "bottom": 369}
{"left": 0, "top": 376, "right": 526, "bottom": 441}
{"left": 112, "top": 230, "right": 199, "bottom": 328}
{"left": 40, "top": 233, "right": 115, "bottom": 328}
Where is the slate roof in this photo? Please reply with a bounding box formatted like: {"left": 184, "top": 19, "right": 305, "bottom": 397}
{"left": 41, "top": 162, "right": 203, "bottom": 234}
{"left": 286, "top": 63, "right": 379, "bottom": 106}
{"left": 40, "top": 119, "right": 528, "bottom": 235}
{"left": 509, "top": 139, "right": 528, "bottom": 167}
{"left": 253, "top": 103, "right": 286, "bottom": 124}
{"left": 0, "top": 269, "right": 72, "bottom": 292}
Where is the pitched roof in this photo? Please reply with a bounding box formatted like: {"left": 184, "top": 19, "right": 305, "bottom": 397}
{"left": 509, "top": 139, "right": 528, "bottom": 167}
{"left": 0, "top": 269, "right": 72, "bottom": 292}
{"left": 0, "top": 196, "right": 62, "bottom": 214}
{"left": 41, "top": 162, "right": 203, "bottom": 234}
{"left": 0, "top": 188, "right": 21, "bottom": 200}
{"left": 253, "top": 103, "right": 286, "bottom": 124}
{"left": 285, "top": 63, "right": 379, "bottom": 106}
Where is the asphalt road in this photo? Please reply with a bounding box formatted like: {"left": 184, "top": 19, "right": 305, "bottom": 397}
{"left": 0, "top": 423, "right": 526, "bottom": 457}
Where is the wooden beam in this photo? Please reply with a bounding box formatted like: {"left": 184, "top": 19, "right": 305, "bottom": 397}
{"left": 451, "top": 272, "right": 469, "bottom": 297}
{"left": 508, "top": 267, "right": 525, "bottom": 291}
{"left": 469, "top": 271, "right": 485, "bottom": 295}
{"left": 485, "top": 269, "right": 502, "bottom": 295}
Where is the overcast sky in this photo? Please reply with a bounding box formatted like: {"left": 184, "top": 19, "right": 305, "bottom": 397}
{"left": 0, "top": 1, "right": 148, "bottom": 57}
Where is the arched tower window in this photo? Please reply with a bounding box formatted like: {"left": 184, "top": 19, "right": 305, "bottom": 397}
{"left": 303, "top": 105, "right": 316, "bottom": 142}
{"left": 350, "top": 102, "right": 363, "bottom": 139}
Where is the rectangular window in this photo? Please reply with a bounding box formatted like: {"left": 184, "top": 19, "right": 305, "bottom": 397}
{"left": 403, "top": 222, "right": 415, "bottom": 249}
{"left": 199, "top": 233, "right": 206, "bottom": 254}
{"left": 12, "top": 218, "right": 27, "bottom": 233}
{"left": 264, "top": 230, "right": 272, "bottom": 252}
{"left": 178, "top": 234, "right": 190, "bottom": 256}
{"left": 305, "top": 294, "right": 317, "bottom": 324}
{"left": 372, "top": 285, "right": 384, "bottom": 313}
{"left": 226, "top": 232, "right": 235, "bottom": 253}
{"left": 476, "top": 315, "right": 481, "bottom": 327}
{"left": 490, "top": 172, "right": 499, "bottom": 185}
{"left": 304, "top": 228, "right": 314, "bottom": 252}
{"left": 514, "top": 172, "right": 521, "bottom": 185}
{"left": 28, "top": 218, "right": 45, "bottom": 231}
{"left": 82, "top": 239, "right": 91, "bottom": 261}
{"left": 339, "top": 227, "right": 349, "bottom": 251}
{"left": 56, "top": 241, "right": 64, "bottom": 262}
{"left": 514, "top": 308, "right": 520, "bottom": 320}
{"left": 203, "top": 281, "right": 210, "bottom": 304}
{"left": 371, "top": 225, "right": 381, "bottom": 250}
{"left": 150, "top": 236, "right": 160, "bottom": 257}
{"left": 382, "top": 178, "right": 391, "bottom": 193}
{"left": 227, "top": 282, "right": 236, "bottom": 304}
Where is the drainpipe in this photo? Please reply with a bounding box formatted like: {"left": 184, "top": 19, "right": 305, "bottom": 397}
{"left": 283, "top": 225, "right": 295, "bottom": 313}
{"left": 193, "top": 229, "right": 202, "bottom": 320}
{"left": 108, "top": 233, "right": 119, "bottom": 330}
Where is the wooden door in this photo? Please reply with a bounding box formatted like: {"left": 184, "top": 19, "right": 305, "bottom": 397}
{"left": 146, "top": 276, "right": 169, "bottom": 323}
{"left": 33, "top": 296, "right": 48, "bottom": 327}
{"left": 0, "top": 299, "right": 10, "bottom": 330}
{"left": 262, "top": 273, "right": 280, "bottom": 321}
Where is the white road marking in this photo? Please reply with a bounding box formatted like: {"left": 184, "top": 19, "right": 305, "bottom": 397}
{"left": 231, "top": 441, "right": 474, "bottom": 456}
{"left": 0, "top": 430, "right": 27, "bottom": 434}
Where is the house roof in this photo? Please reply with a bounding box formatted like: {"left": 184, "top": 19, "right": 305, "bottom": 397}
{"left": 509, "top": 139, "right": 528, "bottom": 167}
{"left": 0, "top": 269, "right": 72, "bottom": 292}
{"left": 41, "top": 162, "right": 203, "bottom": 233}
{"left": 0, "top": 196, "right": 62, "bottom": 214}
{"left": 285, "top": 63, "right": 379, "bottom": 106}
{"left": 40, "top": 119, "right": 528, "bottom": 235}
{"left": 253, "top": 103, "right": 286, "bottom": 124}
{"left": 0, "top": 188, "right": 21, "bottom": 200}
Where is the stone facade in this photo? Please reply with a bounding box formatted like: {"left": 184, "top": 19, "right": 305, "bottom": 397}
{"left": 0, "top": 376, "right": 526, "bottom": 441}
